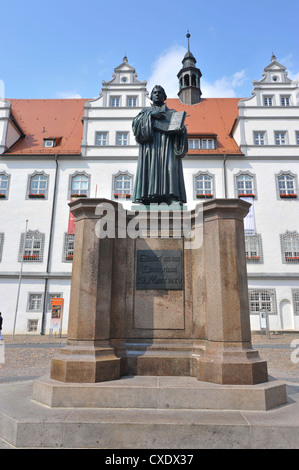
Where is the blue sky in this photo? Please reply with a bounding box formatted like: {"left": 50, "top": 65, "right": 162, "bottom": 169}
{"left": 1, "top": 0, "right": 299, "bottom": 100}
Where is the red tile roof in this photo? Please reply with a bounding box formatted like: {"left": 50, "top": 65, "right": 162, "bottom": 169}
{"left": 167, "top": 98, "right": 242, "bottom": 155}
{"left": 4, "top": 99, "right": 86, "bottom": 155}
{"left": 3, "top": 97, "right": 241, "bottom": 156}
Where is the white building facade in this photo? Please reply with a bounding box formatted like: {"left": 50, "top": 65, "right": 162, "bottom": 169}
{"left": 0, "top": 53, "right": 298, "bottom": 335}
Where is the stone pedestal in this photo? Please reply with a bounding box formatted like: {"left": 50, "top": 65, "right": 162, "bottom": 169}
{"left": 50, "top": 198, "right": 268, "bottom": 385}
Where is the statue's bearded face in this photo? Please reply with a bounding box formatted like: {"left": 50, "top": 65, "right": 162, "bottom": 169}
{"left": 151, "top": 87, "right": 166, "bottom": 106}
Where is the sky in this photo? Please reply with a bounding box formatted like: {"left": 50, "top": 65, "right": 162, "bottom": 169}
{"left": 1, "top": 0, "right": 299, "bottom": 100}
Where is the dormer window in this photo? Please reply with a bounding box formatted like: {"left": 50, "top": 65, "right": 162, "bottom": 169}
{"left": 110, "top": 96, "right": 120, "bottom": 107}
{"left": 188, "top": 135, "right": 217, "bottom": 150}
{"left": 201, "top": 139, "right": 215, "bottom": 150}
{"left": 263, "top": 96, "right": 273, "bottom": 106}
{"left": 281, "top": 96, "right": 291, "bottom": 107}
{"left": 43, "top": 138, "right": 56, "bottom": 148}
{"left": 127, "top": 96, "right": 137, "bottom": 107}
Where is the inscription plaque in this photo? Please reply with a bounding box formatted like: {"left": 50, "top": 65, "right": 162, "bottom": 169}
{"left": 136, "top": 250, "right": 183, "bottom": 290}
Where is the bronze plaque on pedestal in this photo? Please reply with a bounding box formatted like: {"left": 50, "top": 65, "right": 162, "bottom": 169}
{"left": 136, "top": 250, "right": 183, "bottom": 290}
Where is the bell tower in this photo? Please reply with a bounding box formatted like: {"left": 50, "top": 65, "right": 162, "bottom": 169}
{"left": 177, "top": 32, "right": 202, "bottom": 105}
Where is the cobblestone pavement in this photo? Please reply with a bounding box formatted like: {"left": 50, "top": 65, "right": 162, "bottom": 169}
{"left": 0, "top": 335, "right": 67, "bottom": 383}
{"left": 0, "top": 332, "right": 298, "bottom": 384}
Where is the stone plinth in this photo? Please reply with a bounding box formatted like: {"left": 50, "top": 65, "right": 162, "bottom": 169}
{"left": 34, "top": 375, "right": 287, "bottom": 411}
{"left": 50, "top": 198, "right": 268, "bottom": 385}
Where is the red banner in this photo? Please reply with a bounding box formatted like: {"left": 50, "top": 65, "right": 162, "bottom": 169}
{"left": 67, "top": 197, "right": 76, "bottom": 234}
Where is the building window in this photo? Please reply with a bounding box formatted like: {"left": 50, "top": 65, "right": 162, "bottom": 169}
{"left": 248, "top": 289, "right": 277, "bottom": 315}
{"left": 43, "top": 139, "right": 55, "bottom": 148}
{"left": 188, "top": 139, "right": 200, "bottom": 149}
{"left": 201, "top": 139, "right": 215, "bottom": 150}
{"left": 276, "top": 172, "right": 297, "bottom": 199}
{"left": 292, "top": 290, "right": 299, "bottom": 316}
{"left": 27, "top": 319, "right": 39, "bottom": 332}
{"left": 63, "top": 233, "right": 74, "bottom": 261}
{"left": 188, "top": 138, "right": 216, "bottom": 150}
{"left": 27, "top": 293, "right": 43, "bottom": 312}
{"left": 263, "top": 96, "right": 273, "bottom": 106}
{"left": 69, "top": 172, "right": 90, "bottom": 198}
{"left": 116, "top": 132, "right": 129, "bottom": 146}
{"left": 280, "top": 231, "right": 299, "bottom": 263}
{"left": 19, "top": 230, "right": 45, "bottom": 262}
{"left": 95, "top": 132, "right": 108, "bottom": 146}
{"left": 0, "top": 172, "right": 10, "bottom": 199}
{"left": 194, "top": 172, "right": 214, "bottom": 199}
{"left": 235, "top": 172, "right": 256, "bottom": 197}
{"left": 28, "top": 172, "right": 48, "bottom": 199}
{"left": 275, "top": 131, "right": 287, "bottom": 145}
{"left": 0, "top": 233, "right": 4, "bottom": 262}
{"left": 296, "top": 132, "right": 299, "bottom": 145}
{"left": 127, "top": 96, "right": 137, "bottom": 107}
{"left": 110, "top": 96, "right": 120, "bottom": 107}
{"left": 113, "top": 171, "right": 133, "bottom": 199}
{"left": 254, "top": 132, "right": 266, "bottom": 146}
{"left": 281, "top": 96, "right": 291, "bottom": 107}
{"left": 245, "top": 235, "right": 263, "bottom": 262}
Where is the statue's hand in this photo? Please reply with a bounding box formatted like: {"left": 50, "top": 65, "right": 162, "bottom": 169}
{"left": 151, "top": 111, "right": 166, "bottom": 120}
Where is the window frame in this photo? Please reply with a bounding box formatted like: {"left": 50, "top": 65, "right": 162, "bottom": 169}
{"left": 68, "top": 171, "right": 90, "bottom": 199}
{"left": 193, "top": 171, "right": 215, "bottom": 200}
{"left": 280, "top": 95, "right": 291, "bottom": 107}
{"left": 188, "top": 139, "right": 201, "bottom": 150}
{"left": 253, "top": 131, "right": 266, "bottom": 146}
{"left": 0, "top": 233, "right": 4, "bottom": 262}
{"left": 127, "top": 96, "right": 138, "bottom": 107}
{"left": 112, "top": 171, "right": 134, "bottom": 200}
{"left": 188, "top": 137, "right": 217, "bottom": 150}
{"left": 116, "top": 132, "right": 129, "bottom": 146}
{"left": 27, "top": 171, "right": 49, "bottom": 199}
{"left": 63, "top": 233, "right": 75, "bottom": 262}
{"left": 263, "top": 95, "right": 274, "bottom": 106}
{"left": 245, "top": 234, "right": 263, "bottom": 263}
{"left": 110, "top": 96, "right": 121, "bottom": 107}
{"left": 248, "top": 289, "right": 277, "bottom": 316}
{"left": 234, "top": 171, "right": 257, "bottom": 198}
{"left": 27, "top": 293, "right": 43, "bottom": 312}
{"left": 43, "top": 139, "right": 55, "bottom": 148}
{"left": 27, "top": 319, "right": 39, "bottom": 332}
{"left": 95, "top": 131, "right": 108, "bottom": 146}
{"left": 18, "top": 230, "right": 45, "bottom": 263}
{"left": 0, "top": 172, "right": 11, "bottom": 200}
{"left": 275, "top": 171, "right": 298, "bottom": 199}
{"left": 292, "top": 289, "right": 299, "bottom": 316}
{"left": 275, "top": 131, "right": 288, "bottom": 146}
{"left": 280, "top": 231, "right": 299, "bottom": 264}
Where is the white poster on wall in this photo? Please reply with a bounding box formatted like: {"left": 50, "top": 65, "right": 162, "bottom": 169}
{"left": 240, "top": 196, "right": 255, "bottom": 235}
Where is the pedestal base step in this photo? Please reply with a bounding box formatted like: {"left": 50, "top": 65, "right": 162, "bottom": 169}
{"left": 33, "top": 374, "right": 287, "bottom": 411}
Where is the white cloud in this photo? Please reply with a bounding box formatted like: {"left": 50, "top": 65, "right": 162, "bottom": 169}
{"left": 56, "top": 91, "right": 82, "bottom": 99}
{"left": 202, "top": 70, "right": 247, "bottom": 98}
{"left": 147, "top": 47, "right": 247, "bottom": 99}
{"left": 280, "top": 53, "right": 299, "bottom": 82}
{"left": 147, "top": 46, "right": 186, "bottom": 98}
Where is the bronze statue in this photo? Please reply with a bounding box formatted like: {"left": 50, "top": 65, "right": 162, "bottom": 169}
{"left": 132, "top": 85, "right": 188, "bottom": 205}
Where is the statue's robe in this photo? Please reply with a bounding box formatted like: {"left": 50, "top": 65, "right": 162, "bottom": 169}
{"left": 132, "top": 104, "right": 188, "bottom": 204}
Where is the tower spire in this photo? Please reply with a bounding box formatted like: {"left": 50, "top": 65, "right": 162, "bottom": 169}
{"left": 187, "top": 30, "right": 191, "bottom": 53}
{"left": 177, "top": 32, "right": 202, "bottom": 105}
